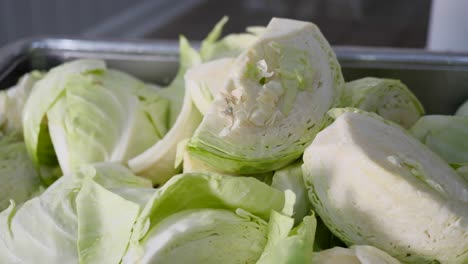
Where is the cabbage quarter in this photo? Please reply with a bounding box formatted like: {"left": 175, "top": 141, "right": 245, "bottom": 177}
{"left": 303, "top": 109, "right": 468, "bottom": 264}
{"left": 188, "top": 18, "right": 344, "bottom": 174}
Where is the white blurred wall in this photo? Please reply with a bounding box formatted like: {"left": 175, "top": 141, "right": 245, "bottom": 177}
{"left": 428, "top": 0, "right": 468, "bottom": 51}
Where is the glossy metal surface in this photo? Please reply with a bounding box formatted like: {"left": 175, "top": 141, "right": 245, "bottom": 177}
{"left": 1, "top": 38, "right": 467, "bottom": 114}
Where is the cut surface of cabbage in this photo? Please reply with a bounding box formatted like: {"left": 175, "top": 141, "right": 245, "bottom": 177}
{"left": 188, "top": 17, "right": 344, "bottom": 174}
{"left": 303, "top": 109, "right": 468, "bottom": 264}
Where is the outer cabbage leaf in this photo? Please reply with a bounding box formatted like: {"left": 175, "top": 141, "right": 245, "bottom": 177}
{"left": 0, "top": 71, "right": 43, "bottom": 134}
{"left": 271, "top": 161, "right": 312, "bottom": 224}
{"left": 199, "top": 16, "right": 262, "bottom": 61}
{"left": 22, "top": 59, "right": 106, "bottom": 167}
{"left": 0, "top": 133, "right": 41, "bottom": 211}
{"left": 312, "top": 245, "right": 401, "bottom": 264}
{"left": 256, "top": 213, "right": 316, "bottom": 264}
{"left": 132, "top": 209, "right": 268, "bottom": 264}
{"left": 0, "top": 163, "right": 153, "bottom": 264}
{"left": 410, "top": 115, "right": 468, "bottom": 165}
{"left": 187, "top": 58, "right": 236, "bottom": 115}
{"left": 188, "top": 18, "right": 344, "bottom": 175}
{"left": 127, "top": 36, "right": 202, "bottom": 185}
{"left": 123, "top": 172, "right": 286, "bottom": 263}
{"left": 302, "top": 108, "right": 468, "bottom": 263}
{"left": 342, "top": 77, "right": 424, "bottom": 128}
{"left": 46, "top": 68, "right": 168, "bottom": 175}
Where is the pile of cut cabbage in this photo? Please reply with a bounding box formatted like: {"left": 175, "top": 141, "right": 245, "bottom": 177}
{"left": 0, "top": 17, "right": 467, "bottom": 264}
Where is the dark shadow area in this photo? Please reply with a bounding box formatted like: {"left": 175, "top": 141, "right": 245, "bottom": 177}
{"left": 146, "top": 0, "right": 431, "bottom": 48}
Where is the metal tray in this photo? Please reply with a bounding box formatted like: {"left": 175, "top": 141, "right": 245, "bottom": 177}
{"left": 1, "top": 38, "right": 468, "bottom": 114}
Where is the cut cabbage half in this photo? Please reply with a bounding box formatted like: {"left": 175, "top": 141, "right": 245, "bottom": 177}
{"left": 302, "top": 108, "right": 468, "bottom": 264}
{"left": 129, "top": 18, "right": 261, "bottom": 184}
{"left": 188, "top": 18, "right": 344, "bottom": 174}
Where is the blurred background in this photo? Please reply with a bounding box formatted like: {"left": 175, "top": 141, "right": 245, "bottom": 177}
{"left": 0, "top": 0, "right": 466, "bottom": 51}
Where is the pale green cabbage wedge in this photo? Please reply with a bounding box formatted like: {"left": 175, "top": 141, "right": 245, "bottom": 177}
{"left": 455, "top": 99, "right": 468, "bottom": 116}
{"left": 0, "top": 163, "right": 153, "bottom": 264}
{"left": 46, "top": 68, "right": 169, "bottom": 175}
{"left": 0, "top": 133, "right": 41, "bottom": 211}
{"left": 22, "top": 59, "right": 106, "bottom": 167}
{"left": 155, "top": 36, "right": 202, "bottom": 127}
{"left": 312, "top": 245, "right": 401, "bottom": 264}
{"left": 129, "top": 18, "right": 262, "bottom": 185}
{"left": 0, "top": 71, "right": 43, "bottom": 135}
{"left": 410, "top": 115, "right": 468, "bottom": 165}
{"left": 127, "top": 37, "right": 203, "bottom": 185}
{"left": 343, "top": 77, "right": 424, "bottom": 128}
{"left": 123, "top": 173, "right": 287, "bottom": 264}
{"left": 271, "top": 161, "right": 312, "bottom": 225}
{"left": 302, "top": 108, "right": 468, "bottom": 264}
{"left": 256, "top": 213, "right": 316, "bottom": 264}
{"left": 188, "top": 18, "right": 344, "bottom": 175}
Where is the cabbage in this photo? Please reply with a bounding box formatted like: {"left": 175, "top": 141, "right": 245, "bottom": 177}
{"left": 198, "top": 16, "right": 262, "bottom": 61}
{"left": 342, "top": 77, "right": 424, "bottom": 128}
{"left": 187, "top": 58, "right": 236, "bottom": 115}
{"left": 123, "top": 172, "right": 296, "bottom": 264}
{"left": 0, "top": 71, "right": 43, "bottom": 135}
{"left": 182, "top": 149, "right": 226, "bottom": 174}
{"left": 188, "top": 17, "right": 344, "bottom": 175}
{"left": 302, "top": 108, "right": 468, "bottom": 263}
{"left": 410, "top": 115, "right": 468, "bottom": 165}
{"left": 271, "top": 161, "right": 312, "bottom": 224}
{"left": 0, "top": 133, "right": 41, "bottom": 211}
{"left": 22, "top": 60, "right": 169, "bottom": 176}
{"left": 256, "top": 213, "right": 316, "bottom": 264}
{"left": 129, "top": 18, "right": 260, "bottom": 184}
{"left": 133, "top": 209, "right": 268, "bottom": 264}
{"left": 189, "top": 17, "right": 263, "bottom": 114}
{"left": 0, "top": 163, "right": 153, "bottom": 264}
{"left": 312, "top": 245, "right": 401, "bottom": 264}
{"left": 127, "top": 36, "right": 203, "bottom": 185}
{"left": 23, "top": 60, "right": 106, "bottom": 167}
